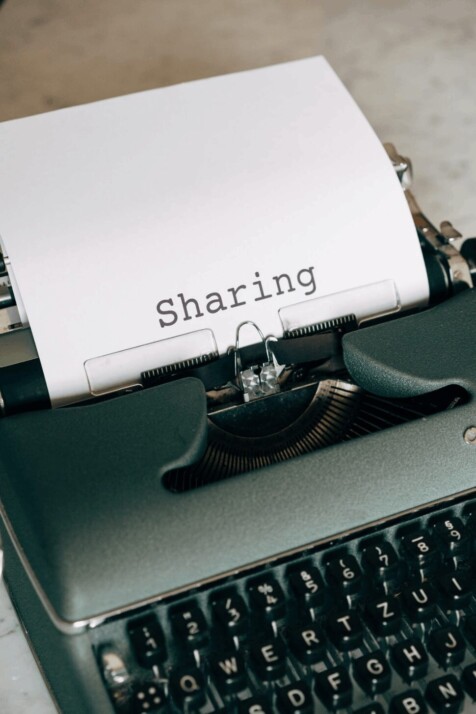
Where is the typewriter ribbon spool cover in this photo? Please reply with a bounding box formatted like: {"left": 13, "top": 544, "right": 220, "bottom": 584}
{"left": 0, "top": 56, "right": 429, "bottom": 407}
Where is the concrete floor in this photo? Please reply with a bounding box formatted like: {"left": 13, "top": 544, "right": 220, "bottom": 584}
{"left": 1, "top": 0, "right": 476, "bottom": 235}
{"left": 0, "top": 0, "right": 326, "bottom": 120}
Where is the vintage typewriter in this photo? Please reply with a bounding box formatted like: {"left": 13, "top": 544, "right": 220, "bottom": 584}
{"left": 1, "top": 62, "right": 476, "bottom": 713}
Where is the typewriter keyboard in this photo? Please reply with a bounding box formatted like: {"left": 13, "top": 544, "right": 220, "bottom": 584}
{"left": 91, "top": 498, "right": 476, "bottom": 713}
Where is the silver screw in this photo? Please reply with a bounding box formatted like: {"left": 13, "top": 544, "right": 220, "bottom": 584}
{"left": 464, "top": 427, "right": 476, "bottom": 445}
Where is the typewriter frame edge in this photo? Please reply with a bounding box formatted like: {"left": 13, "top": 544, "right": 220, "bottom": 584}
{"left": 0, "top": 292, "right": 475, "bottom": 634}
{"left": 1, "top": 292, "right": 476, "bottom": 714}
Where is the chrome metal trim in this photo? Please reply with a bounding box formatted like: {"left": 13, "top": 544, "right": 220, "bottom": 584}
{"left": 406, "top": 190, "right": 473, "bottom": 292}
{"left": 384, "top": 142, "right": 413, "bottom": 189}
{"left": 2, "top": 486, "right": 476, "bottom": 635}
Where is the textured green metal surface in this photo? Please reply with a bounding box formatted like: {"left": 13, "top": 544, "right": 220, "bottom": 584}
{"left": 0, "top": 292, "right": 475, "bottom": 631}
{"left": 343, "top": 289, "right": 476, "bottom": 398}
{"left": 0, "top": 377, "right": 208, "bottom": 622}
{"left": 1, "top": 524, "right": 115, "bottom": 714}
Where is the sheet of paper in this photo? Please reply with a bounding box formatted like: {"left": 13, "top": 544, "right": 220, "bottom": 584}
{"left": 0, "top": 57, "right": 429, "bottom": 406}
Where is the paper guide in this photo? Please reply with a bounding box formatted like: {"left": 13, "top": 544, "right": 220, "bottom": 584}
{"left": 0, "top": 57, "right": 429, "bottom": 406}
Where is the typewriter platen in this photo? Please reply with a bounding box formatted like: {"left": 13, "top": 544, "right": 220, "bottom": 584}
{"left": 0, "top": 144, "right": 475, "bottom": 714}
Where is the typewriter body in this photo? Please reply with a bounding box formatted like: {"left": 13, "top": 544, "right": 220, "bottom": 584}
{"left": 0, "top": 154, "right": 475, "bottom": 713}
{"left": 1, "top": 57, "right": 476, "bottom": 713}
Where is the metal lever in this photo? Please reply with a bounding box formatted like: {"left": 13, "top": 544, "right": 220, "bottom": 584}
{"left": 234, "top": 321, "right": 284, "bottom": 402}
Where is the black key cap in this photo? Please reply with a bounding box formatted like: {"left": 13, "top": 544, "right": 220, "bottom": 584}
{"left": 276, "top": 681, "right": 314, "bottom": 713}
{"left": 250, "top": 636, "right": 287, "bottom": 681}
{"left": 131, "top": 682, "right": 167, "bottom": 713}
{"left": 288, "top": 563, "right": 326, "bottom": 609}
{"left": 355, "top": 705, "right": 385, "bottom": 714}
{"left": 213, "top": 593, "right": 248, "bottom": 637}
{"left": 171, "top": 604, "right": 209, "bottom": 649}
{"left": 391, "top": 638, "right": 429, "bottom": 682}
{"left": 353, "top": 650, "right": 391, "bottom": 694}
{"left": 210, "top": 650, "right": 247, "bottom": 695}
{"left": 249, "top": 578, "right": 286, "bottom": 621}
{"left": 390, "top": 690, "right": 428, "bottom": 714}
{"left": 362, "top": 541, "right": 400, "bottom": 583}
{"left": 437, "top": 571, "right": 473, "bottom": 610}
{"left": 326, "top": 554, "right": 363, "bottom": 595}
{"left": 128, "top": 615, "right": 167, "bottom": 667}
{"left": 288, "top": 622, "right": 326, "bottom": 664}
{"left": 428, "top": 625, "right": 466, "bottom": 668}
{"left": 238, "top": 695, "right": 273, "bottom": 714}
{"left": 366, "top": 595, "right": 402, "bottom": 636}
{"left": 462, "top": 662, "right": 476, "bottom": 699}
{"left": 425, "top": 674, "right": 465, "bottom": 714}
{"left": 169, "top": 665, "right": 207, "bottom": 710}
{"left": 315, "top": 665, "right": 353, "bottom": 709}
{"left": 433, "top": 517, "right": 469, "bottom": 558}
{"left": 403, "top": 583, "right": 437, "bottom": 622}
{"left": 401, "top": 530, "right": 439, "bottom": 576}
{"left": 327, "top": 609, "right": 363, "bottom": 650}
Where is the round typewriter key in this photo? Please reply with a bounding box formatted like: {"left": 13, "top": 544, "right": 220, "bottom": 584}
{"left": 315, "top": 665, "right": 353, "bottom": 709}
{"left": 432, "top": 516, "right": 469, "bottom": 559}
{"left": 287, "top": 563, "right": 326, "bottom": 610}
{"left": 250, "top": 636, "right": 287, "bottom": 681}
{"left": 361, "top": 541, "right": 401, "bottom": 595}
{"left": 428, "top": 625, "right": 466, "bottom": 668}
{"left": 327, "top": 609, "right": 363, "bottom": 651}
{"left": 288, "top": 622, "right": 326, "bottom": 664}
{"left": 210, "top": 650, "right": 247, "bottom": 695}
{"left": 132, "top": 683, "right": 167, "bottom": 713}
{"left": 437, "top": 571, "right": 473, "bottom": 610}
{"left": 127, "top": 615, "right": 167, "bottom": 667}
{"left": 326, "top": 554, "right": 363, "bottom": 596}
{"left": 391, "top": 638, "right": 429, "bottom": 683}
{"left": 425, "top": 674, "right": 464, "bottom": 714}
{"left": 169, "top": 665, "right": 207, "bottom": 710}
{"left": 248, "top": 577, "right": 286, "bottom": 621}
{"left": 171, "top": 604, "right": 209, "bottom": 650}
{"left": 362, "top": 541, "right": 400, "bottom": 583}
{"left": 353, "top": 650, "right": 391, "bottom": 695}
{"left": 366, "top": 595, "right": 402, "bottom": 637}
{"left": 276, "top": 681, "right": 313, "bottom": 714}
{"left": 401, "top": 531, "right": 439, "bottom": 579}
{"left": 390, "top": 690, "right": 427, "bottom": 714}
{"left": 403, "top": 583, "right": 437, "bottom": 622}
{"left": 213, "top": 592, "right": 249, "bottom": 637}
